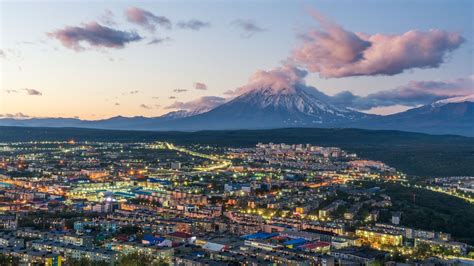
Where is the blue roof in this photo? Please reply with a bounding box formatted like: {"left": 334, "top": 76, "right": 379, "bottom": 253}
{"left": 283, "top": 238, "right": 307, "bottom": 246}
{"left": 143, "top": 234, "right": 157, "bottom": 241}
{"left": 271, "top": 223, "right": 293, "bottom": 228}
{"left": 114, "top": 192, "right": 135, "bottom": 198}
{"left": 241, "top": 232, "right": 278, "bottom": 240}
{"left": 148, "top": 178, "right": 172, "bottom": 185}
{"left": 0, "top": 182, "right": 12, "bottom": 187}
{"left": 135, "top": 190, "right": 152, "bottom": 196}
{"left": 69, "top": 177, "right": 90, "bottom": 183}
{"left": 142, "top": 234, "right": 165, "bottom": 244}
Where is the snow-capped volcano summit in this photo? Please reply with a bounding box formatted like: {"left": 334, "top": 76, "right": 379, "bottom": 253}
{"left": 225, "top": 86, "right": 363, "bottom": 124}
{"left": 156, "top": 86, "right": 368, "bottom": 130}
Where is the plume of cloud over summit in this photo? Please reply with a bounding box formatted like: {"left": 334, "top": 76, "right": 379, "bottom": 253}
{"left": 292, "top": 10, "right": 464, "bottom": 78}
{"left": 126, "top": 7, "right": 171, "bottom": 32}
{"left": 48, "top": 22, "right": 142, "bottom": 51}
{"left": 226, "top": 65, "right": 308, "bottom": 96}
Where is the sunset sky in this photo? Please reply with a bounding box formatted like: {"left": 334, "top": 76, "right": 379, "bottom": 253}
{"left": 1, "top": 0, "right": 473, "bottom": 120}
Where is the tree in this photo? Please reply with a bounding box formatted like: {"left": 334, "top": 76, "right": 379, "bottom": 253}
{"left": 118, "top": 225, "right": 140, "bottom": 235}
{"left": 118, "top": 253, "right": 169, "bottom": 266}
{"left": 65, "top": 257, "right": 109, "bottom": 266}
{"left": 0, "top": 254, "right": 19, "bottom": 266}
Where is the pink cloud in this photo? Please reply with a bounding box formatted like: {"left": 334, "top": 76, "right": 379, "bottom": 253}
{"left": 331, "top": 76, "right": 474, "bottom": 110}
{"left": 194, "top": 82, "right": 208, "bottom": 90}
{"left": 48, "top": 22, "right": 142, "bottom": 51}
{"left": 99, "top": 10, "right": 116, "bottom": 26}
{"left": 293, "top": 10, "right": 464, "bottom": 78}
{"left": 24, "top": 88, "right": 42, "bottom": 96}
{"left": 140, "top": 104, "right": 152, "bottom": 109}
{"left": 125, "top": 7, "right": 171, "bottom": 32}
{"left": 225, "top": 65, "right": 308, "bottom": 96}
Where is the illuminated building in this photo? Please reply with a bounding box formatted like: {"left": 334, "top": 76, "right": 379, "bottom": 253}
{"left": 355, "top": 228, "right": 403, "bottom": 248}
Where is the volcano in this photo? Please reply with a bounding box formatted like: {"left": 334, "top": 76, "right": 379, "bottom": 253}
{"left": 157, "top": 86, "right": 368, "bottom": 130}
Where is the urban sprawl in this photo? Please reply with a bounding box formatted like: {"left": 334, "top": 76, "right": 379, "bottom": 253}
{"left": 0, "top": 141, "right": 473, "bottom": 265}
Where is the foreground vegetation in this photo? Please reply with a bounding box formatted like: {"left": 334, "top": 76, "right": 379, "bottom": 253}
{"left": 357, "top": 180, "right": 474, "bottom": 245}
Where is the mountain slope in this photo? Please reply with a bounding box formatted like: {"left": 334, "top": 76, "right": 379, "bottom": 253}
{"left": 0, "top": 111, "right": 199, "bottom": 130}
{"left": 355, "top": 101, "right": 474, "bottom": 136}
{"left": 158, "top": 87, "right": 368, "bottom": 130}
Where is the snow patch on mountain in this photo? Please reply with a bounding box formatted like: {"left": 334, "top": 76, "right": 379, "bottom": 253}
{"left": 433, "top": 94, "right": 474, "bottom": 106}
{"left": 224, "top": 86, "right": 365, "bottom": 124}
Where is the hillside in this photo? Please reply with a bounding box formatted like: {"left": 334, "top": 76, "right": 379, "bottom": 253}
{"left": 0, "top": 126, "right": 473, "bottom": 177}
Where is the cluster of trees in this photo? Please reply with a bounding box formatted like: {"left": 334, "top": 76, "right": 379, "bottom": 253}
{"left": 118, "top": 253, "right": 169, "bottom": 266}
{"left": 413, "top": 243, "right": 460, "bottom": 259}
{"left": 18, "top": 211, "right": 101, "bottom": 231}
{"left": 64, "top": 253, "right": 169, "bottom": 266}
{"left": 66, "top": 257, "right": 109, "bottom": 266}
{"left": 0, "top": 254, "right": 19, "bottom": 266}
{"left": 118, "top": 225, "right": 141, "bottom": 235}
{"left": 357, "top": 181, "right": 474, "bottom": 245}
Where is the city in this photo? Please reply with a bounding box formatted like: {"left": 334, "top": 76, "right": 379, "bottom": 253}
{"left": 0, "top": 138, "right": 472, "bottom": 265}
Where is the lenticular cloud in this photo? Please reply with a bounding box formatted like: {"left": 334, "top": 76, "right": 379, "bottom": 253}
{"left": 293, "top": 11, "right": 464, "bottom": 78}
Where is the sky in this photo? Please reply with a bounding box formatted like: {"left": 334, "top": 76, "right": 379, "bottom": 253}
{"left": 1, "top": 0, "right": 473, "bottom": 120}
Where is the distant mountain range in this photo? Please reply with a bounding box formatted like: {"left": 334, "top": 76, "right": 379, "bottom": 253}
{"left": 1, "top": 87, "right": 473, "bottom": 136}
{"left": 354, "top": 100, "right": 474, "bottom": 136}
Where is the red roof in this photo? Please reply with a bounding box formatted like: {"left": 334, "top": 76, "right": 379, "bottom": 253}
{"left": 300, "top": 241, "right": 331, "bottom": 249}
{"left": 270, "top": 235, "right": 286, "bottom": 240}
{"left": 167, "top": 231, "right": 192, "bottom": 239}
{"left": 315, "top": 241, "right": 331, "bottom": 247}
